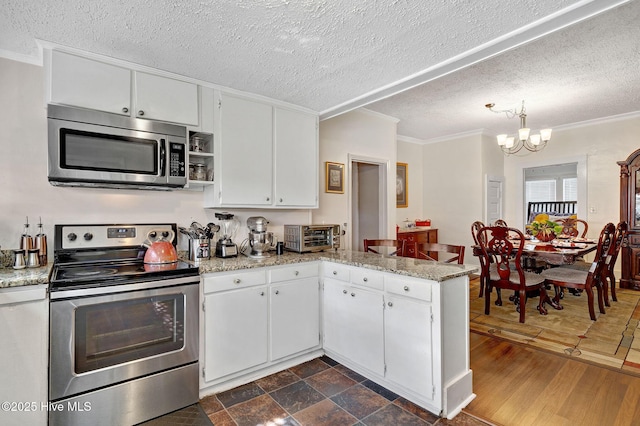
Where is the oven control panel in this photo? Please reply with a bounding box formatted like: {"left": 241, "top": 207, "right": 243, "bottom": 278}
{"left": 56, "top": 224, "right": 176, "bottom": 250}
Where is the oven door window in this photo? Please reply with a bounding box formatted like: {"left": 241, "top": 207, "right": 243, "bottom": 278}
{"left": 74, "top": 294, "right": 184, "bottom": 374}
{"left": 60, "top": 129, "right": 158, "bottom": 174}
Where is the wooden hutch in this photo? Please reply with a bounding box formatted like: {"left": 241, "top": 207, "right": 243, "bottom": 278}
{"left": 618, "top": 149, "right": 640, "bottom": 290}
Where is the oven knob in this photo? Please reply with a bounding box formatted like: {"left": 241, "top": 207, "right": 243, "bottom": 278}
{"left": 84, "top": 233, "right": 93, "bottom": 241}
{"left": 149, "top": 231, "right": 157, "bottom": 239}
{"left": 162, "top": 231, "right": 170, "bottom": 238}
{"left": 67, "top": 233, "right": 77, "bottom": 241}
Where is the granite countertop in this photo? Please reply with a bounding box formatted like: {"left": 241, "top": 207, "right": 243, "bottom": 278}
{"left": 198, "top": 250, "right": 477, "bottom": 282}
{"left": 0, "top": 264, "right": 52, "bottom": 289}
{"left": 0, "top": 250, "right": 477, "bottom": 289}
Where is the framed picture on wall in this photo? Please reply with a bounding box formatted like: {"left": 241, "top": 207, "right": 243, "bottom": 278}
{"left": 397, "top": 162, "right": 408, "bottom": 208}
{"left": 325, "top": 162, "right": 344, "bottom": 193}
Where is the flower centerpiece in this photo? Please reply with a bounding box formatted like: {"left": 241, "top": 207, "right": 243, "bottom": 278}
{"left": 526, "top": 213, "right": 564, "bottom": 242}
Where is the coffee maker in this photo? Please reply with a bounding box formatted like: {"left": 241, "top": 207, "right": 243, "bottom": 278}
{"left": 214, "top": 212, "right": 240, "bottom": 258}
{"left": 246, "top": 216, "right": 276, "bottom": 258}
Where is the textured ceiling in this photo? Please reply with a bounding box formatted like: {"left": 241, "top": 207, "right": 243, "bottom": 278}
{"left": 1, "top": 0, "right": 637, "bottom": 142}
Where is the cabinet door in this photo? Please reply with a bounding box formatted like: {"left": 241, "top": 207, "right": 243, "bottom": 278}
{"left": 323, "top": 279, "right": 384, "bottom": 376}
{"left": 323, "top": 279, "right": 351, "bottom": 357}
{"left": 384, "top": 294, "right": 434, "bottom": 399}
{"left": 203, "top": 287, "right": 268, "bottom": 382}
{"left": 274, "top": 108, "right": 318, "bottom": 207}
{"left": 218, "top": 93, "right": 273, "bottom": 206}
{"left": 134, "top": 72, "right": 198, "bottom": 125}
{"left": 0, "top": 287, "right": 48, "bottom": 426}
{"left": 270, "top": 278, "right": 320, "bottom": 360}
{"left": 50, "top": 50, "right": 131, "bottom": 115}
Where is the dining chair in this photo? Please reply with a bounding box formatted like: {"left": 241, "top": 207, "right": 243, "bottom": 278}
{"left": 560, "top": 221, "right": 627, "bottom": 305}
{"left": 476, "top": 226, "right": 552, "bottom": 323}
{"left": 413, "top": 242, "right": 465, "bottom": 264}
{"left": 604, "top": 221, "right": 628, "bottom": 303}
{"left": 493, "top": 219, "right": 508, "bottom": 227}
{"left": 541, "top": 222, "right": 615, "bottom": 321}
{"left": 363, "top": 239, "right": 405, "bottom": 256}
{"left": 558, "top": 217, "right": 589, "bottom": 238}
{"left": 471, "top": 221, "right": 488, "bottom": 297}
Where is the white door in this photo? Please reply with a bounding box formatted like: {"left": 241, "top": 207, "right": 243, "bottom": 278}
{"left": 486, "top": 176, "right": 504, "bottom": 225}
{"left": 218, "top": 94, "right": 273, "bottom": 206}
{"left": 204, "top": 286, "right": 268, "bottom": 381}
{"left": 384, "top": 294, "right": 434, "bottom": 399}
{"left": 274, "top": 108, "right": 318, "bottom": 207}
{"left": 270, "top": 278, "right": 320, "bottom": 360}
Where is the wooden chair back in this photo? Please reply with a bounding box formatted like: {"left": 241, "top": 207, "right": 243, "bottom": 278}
{"left": 559, "top": 217, "right": 589, "bottom": 238}
{"left": 414, "top": 242, "right": 465, "bottom": 264}
{"left": 476, "top": 225, "right": 550, "bottom": 323}
{"left": 493, "top": 219, "right": 508, "bottom": 227}
{"left": 363, "top": 239, "right": 405, "bottom": 256}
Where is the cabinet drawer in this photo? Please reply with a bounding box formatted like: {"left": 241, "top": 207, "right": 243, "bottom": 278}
{"left": 385, "top": 275, "right": 431, "bottom": 302}
{"left": 323, "top": 262, "right": 350, "bottom": 282}
{"left": 203, "top": 269, "right": 267, "bottom": 293}
{"left": 270, "top": 262, "right": 319, "bottom": 282}
{"left": 350, "top": 268, "right": 384, "bottom": 290}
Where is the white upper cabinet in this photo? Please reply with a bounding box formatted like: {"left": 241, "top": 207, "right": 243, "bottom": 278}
{"left": 215, "top": 93, "right": 274, "bottom": 206}
{"left": 274, "top": 107, "right": 318, "bottom": 207}
{"left": 49, "top": 50, "right": 131, "bottom": 115}
{"left": 134, "top": 72, "right": 198, "bottom": 125}
{"left": 204, "top": 92, "right": 318, "bottom": 208}
{"left": 48, "top": 50, "right": 199, "bottom": 126}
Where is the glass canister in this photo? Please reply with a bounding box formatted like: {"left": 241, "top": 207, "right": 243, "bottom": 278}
{"left": 193, "top": 163, "right": 207, "bottom": 181}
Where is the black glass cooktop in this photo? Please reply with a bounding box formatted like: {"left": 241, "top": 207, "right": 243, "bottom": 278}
{"left": 50, "top": 259, "right": 199, "bottom": 289}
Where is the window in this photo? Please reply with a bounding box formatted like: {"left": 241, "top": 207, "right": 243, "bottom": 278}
{"left": 524, "top": 163, "right": 578, "bottom": 221}
{"left": 563, "top": 177, "right": 577, "bottom": 201}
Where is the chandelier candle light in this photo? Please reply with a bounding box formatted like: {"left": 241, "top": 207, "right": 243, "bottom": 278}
{"left": 485, "top": 100, "right": 552, "bottom": 155}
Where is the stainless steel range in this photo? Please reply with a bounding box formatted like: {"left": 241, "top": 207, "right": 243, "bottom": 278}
{"left": 48, "top": 223, "right": 200, "bottom": 426}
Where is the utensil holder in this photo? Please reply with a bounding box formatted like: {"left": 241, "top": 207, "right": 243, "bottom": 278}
{"left": 190, "top": 238, "right": 210, "bottom": 263}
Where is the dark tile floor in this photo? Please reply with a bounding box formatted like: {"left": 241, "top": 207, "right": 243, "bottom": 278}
{"left": 200, "top": 356, "right": 492, "bottom": 426}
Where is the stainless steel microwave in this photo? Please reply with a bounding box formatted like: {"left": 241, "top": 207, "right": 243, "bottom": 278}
{"left": 283, "top": 224, "right": 341, "bottom": 252}
{"left": 47, "top": 104, "right": 188, "bottom": 190}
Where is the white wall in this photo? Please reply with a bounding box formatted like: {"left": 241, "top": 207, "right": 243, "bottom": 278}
{"left": 315, "top": 109, "right": 398, "bottom": 250}
{"left": 397, "top": 139, "right": 424, "bottom": 224}
{"left": 421, "top": 133, "right": 503, "bottom": 266}
{"left": 0, "top": 57, "right": 310, "bottom": 255}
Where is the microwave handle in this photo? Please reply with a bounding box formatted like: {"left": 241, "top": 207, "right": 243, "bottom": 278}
{"left": 159, "top": 139, "right": 166, "bottom": 177}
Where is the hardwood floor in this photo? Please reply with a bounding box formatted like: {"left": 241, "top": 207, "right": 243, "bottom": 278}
{"left": 466, "top": 331, "right": 640, "bottom": 426}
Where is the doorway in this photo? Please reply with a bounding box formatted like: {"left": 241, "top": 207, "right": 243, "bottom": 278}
{"left": 485, "top": 175, "right": 504, "bottom": 225}
{"left": 350, "top": 157, "right": 388, "bottom": 251}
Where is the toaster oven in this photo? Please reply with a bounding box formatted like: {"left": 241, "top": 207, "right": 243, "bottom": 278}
{"left": 283, "top": 225, "right": 341, "bottom": 253}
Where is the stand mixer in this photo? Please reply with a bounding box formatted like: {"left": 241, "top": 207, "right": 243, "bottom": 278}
{"left": 214, "top": 212, "right": 240, "bottom": 258}
{"left": 245, "top": 216, "right": 276, "bottom": 258}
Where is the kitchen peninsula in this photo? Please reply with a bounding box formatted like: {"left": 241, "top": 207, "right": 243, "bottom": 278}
{"left": 0, "top": 250, "right": 476, "bottom": 423}
{"left": 198, "top": 251, "right": 477, "bottom": 419}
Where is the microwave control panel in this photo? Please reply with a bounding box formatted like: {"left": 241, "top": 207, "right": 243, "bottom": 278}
{"left": 169, "top": 142, "right": 186, "bottom": 177}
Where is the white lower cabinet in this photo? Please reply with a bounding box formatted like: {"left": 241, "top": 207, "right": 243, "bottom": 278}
{"left": 201, "top": 261, "right": 473, "bottom": 418}
{"left": 201, "top": 263, "right": 321, "bottom": 391}
{"left": 203, "top": 286, "right": 269, "bottom": 382}
{"left": 384, "top": 293, "right": 433, "bottom": 399}
{"left": 323, "top": 278, "right": 384, "bottom": 376}
{"left": 270, "top": 277, "right": 320, "bottom": 360}
{"left": 0, "top": 285, "right": 48, "bottom": 426}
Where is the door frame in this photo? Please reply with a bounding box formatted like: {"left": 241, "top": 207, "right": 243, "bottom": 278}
{"left": 485, "top": 175, "right": 505, "bottom": 225}
{"left": 348, "top": 154, "right": 389, "bottom": 251}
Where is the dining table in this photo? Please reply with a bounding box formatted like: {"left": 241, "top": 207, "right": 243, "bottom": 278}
{"left": 518, "top": 237, "right": 598, "bottom": 266}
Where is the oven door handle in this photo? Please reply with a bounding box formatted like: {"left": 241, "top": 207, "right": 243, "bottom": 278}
{"left": 159, "top": 138, "right": 166, "bottom": 177}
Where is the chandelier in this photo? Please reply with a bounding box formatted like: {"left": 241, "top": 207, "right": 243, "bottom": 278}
{"left": 485, "top": 100, "right": 552, "bottom": 155}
